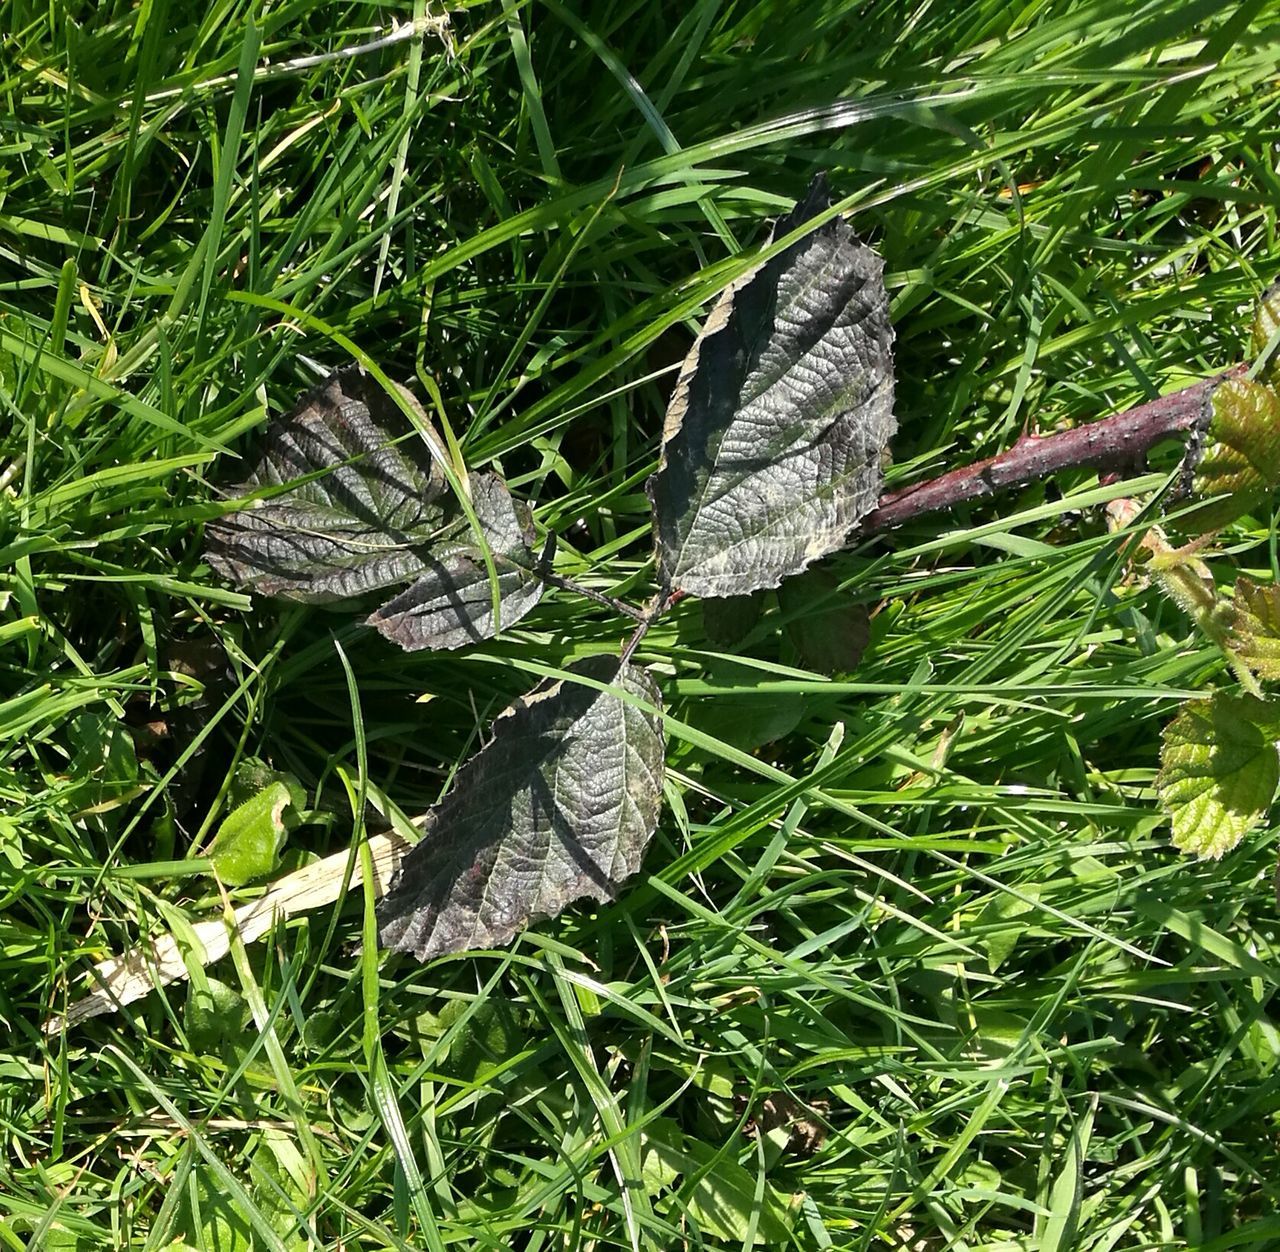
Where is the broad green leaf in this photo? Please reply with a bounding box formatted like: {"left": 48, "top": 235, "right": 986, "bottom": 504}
{"left": 1251, "top": 281, "right": 1280, "bottom": 387}
{"left": 205, "top": 367, "right": 542, "bottom": 647}
{"left": 68, "top": 712, "right": 139, "bottom": 829}
{"left": 976, "top": 883, "right": 1041, "bottom": 973}
{"left": 1190, "top": 378, "right": 1280, "bottom": 531}
{"left": 366, "top": 472, "right": 543, "bottom": 651}
{"left": 185, "top": 977, "right": 248, "bottom": 1053}
{"left": 1157, "top": 693, "right": 1280, "bottom": 859}
{"left": 1223, "top": 577, "right": 1280, "bottom": 680}
{"left": 249, "top": 1131, "right": 312, "bottom": 1252}
{"left": 779, "top": 568, "right": 870, "bottom": 674}
{"left": 640, "top": 1120, "right": 792, "bottom": 1244}
{"left": 648, "top": 175, "right": 896, "bottom": 598}
{"left": 378, "top": 658, "right": 665, "bottom": 961}
{"left": 207, "top": 760, "right": 306, "bottom": 886}
{"left": 175, "top": 1169, "right": 255, "bottom": 1252}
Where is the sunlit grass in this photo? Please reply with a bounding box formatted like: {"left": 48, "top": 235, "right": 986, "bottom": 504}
{"left": 4, "top": 1, "right": 1280, "bottom": 1248}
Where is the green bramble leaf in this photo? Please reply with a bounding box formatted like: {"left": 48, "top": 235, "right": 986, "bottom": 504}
{"left": 1223, "top": 577, "right": 1280, "bottom": 681}
{"left": 207, "top": 759, "right": 306, "bottom": 886}
{"left": 377, "top": 658, "right": 665, "bottom": 961}
{"left": 1190, "top": 378, "right": 1280, "bottom": 532}
{"left": 1250, "top": 281, "right": 1280, "bottom": 387}
{"left": 205, "top": 367, "right": 542, "bottom": 649}
{"left": 648, "top": 175, "right": 896, "bottom": 599}
{"left": 1157, "top": 693, "right": 1280, "bottom": 859}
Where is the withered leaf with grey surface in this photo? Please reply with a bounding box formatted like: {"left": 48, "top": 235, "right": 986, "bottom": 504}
{"left": 204, "top": 367, "right": 542, "bottom": 649}
{"left": 648, "top": 176, "right": 896, "bottom": 599}
{"left": 367, "top": 472, "right": 544, "bottom": 652}
{"left": 377, "top": 658, "right": 665, "bottom": 961}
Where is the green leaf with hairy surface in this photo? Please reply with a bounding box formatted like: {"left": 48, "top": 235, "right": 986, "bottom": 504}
{"left": 1157, "top": 693, "right": 1280, "bottom": 859}
{"left": 1223, "top": 577, "right": 1280, "bottom": 680}
{"left": 648, "top": 175, "right": 896, "bottom": 598}
{"left": 779, "top": 568, "right": 870, "bottom": 674}
{"left": 1190, "top": 378, "right": 1280, "bottom": 531}
{"left": 207, "top": 760, "right": 306, "bottom": 886}
{"left": 1251, "top": 282, "right": 1280, "bottom": 387}
{"left": 377, "top": 657, "right": 665, "bottom": 961}
{"left": 205, "top": 367, "right": 542, "bottom": 647}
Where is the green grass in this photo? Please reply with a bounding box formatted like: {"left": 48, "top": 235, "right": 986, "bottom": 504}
{"left": 5, "top": 0, "right": 1280, "bottom": 1247}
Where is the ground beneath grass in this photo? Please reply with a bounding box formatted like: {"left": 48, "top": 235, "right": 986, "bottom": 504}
{"left": 4, "top": 2, "right": 1280, "bottom": 1248}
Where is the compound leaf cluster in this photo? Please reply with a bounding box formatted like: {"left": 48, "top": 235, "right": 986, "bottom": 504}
{"left": 200, "top": 180, "right": 899, "bottom": 961}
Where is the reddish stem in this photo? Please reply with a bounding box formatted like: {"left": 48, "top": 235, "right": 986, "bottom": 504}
{"left": 859, "top": 366, "right": 1244, "bottom": 535}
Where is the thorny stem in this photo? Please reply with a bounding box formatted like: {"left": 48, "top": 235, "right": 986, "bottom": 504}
{"left": 858, "top": 367, "right": 1242, "bottom": 535}
{"left": 535, "top": 567, "right": 649, "bottom": 622}
{"left": 620, "top": 591, "right": 679, "bottom": 664}
{"left": 552, "top": 367, "right": 1242, "bottom": 643}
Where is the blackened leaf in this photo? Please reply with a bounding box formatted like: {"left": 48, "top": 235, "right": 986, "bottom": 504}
{"left": 206, "top": 368, "right": 448, "bottom": 601}
{"left": 367, "top": 473, "right": 543, "bottom": 651}
{"left": 648, "top": 176, "right": 895, "bottom": 598}
{"left": 701, "top": 591, "right": 767, "bottom": 648}
{"left": 779, "top": 568, "right": 870, "bottom": 674}
{"left": 378, "top": 658, "right": 665, "bottom": 961}
{"left": 205, "top": 367, "right": 544, "bottom": 648}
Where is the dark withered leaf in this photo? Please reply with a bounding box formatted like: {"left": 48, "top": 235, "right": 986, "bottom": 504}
{"left": 205, "top": 367, "right": 543, "bottom": 647}
{"left": 205, "top": 368, "right": 447, "bottom": 601}
{"left": 378, "top": 658, "right": 665, "bottom": 961}
{"left": 368, "top": 474, "right": 543, "bottom": 651}
{"left": 701, "top": 591, "right": 767, "bottom": 648}
{"left": 648, "top": 175, "right": 896, "bottom": 599}
{"left": 779, "top": 569, "right": 870, "bottom": 675}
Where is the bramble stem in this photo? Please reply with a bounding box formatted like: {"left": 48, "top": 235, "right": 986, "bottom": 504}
{"left": 535, "top": 567, "right": 649, "bottom": 622}
{"left": 619, "top": 591, "right": 677, "bottom": 663}
{"left": 549, "top": 369, "right": 1241, "bottom": 636}
{"left": 858, "top": 367, "right": 1242, "bottom": 535}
